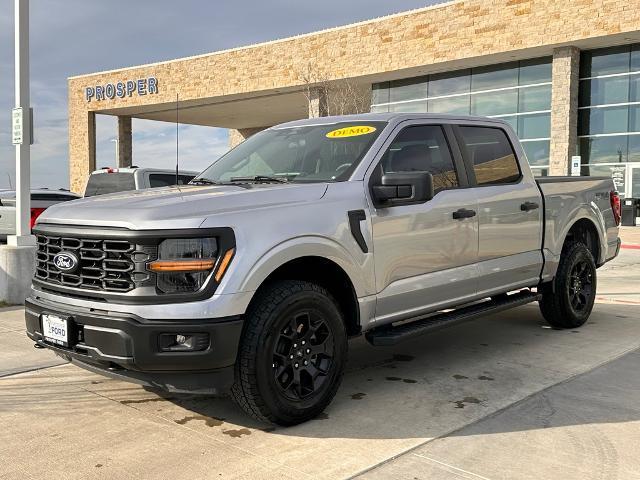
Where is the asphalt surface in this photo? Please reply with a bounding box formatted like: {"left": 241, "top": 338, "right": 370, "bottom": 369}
{"left": 0, "top": 229, "right": 638, "bottom": 479}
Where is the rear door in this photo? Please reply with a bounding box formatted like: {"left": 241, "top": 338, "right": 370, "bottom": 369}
{"left": 368, "top": 121, "right": 479, "bottom": 324}
{"left": 454, "top": 124, "right": 543, "bottom": 295}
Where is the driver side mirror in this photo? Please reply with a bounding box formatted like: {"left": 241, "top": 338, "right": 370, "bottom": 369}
{"left": 371, "top": 171, "right": 434, "bottom": 207}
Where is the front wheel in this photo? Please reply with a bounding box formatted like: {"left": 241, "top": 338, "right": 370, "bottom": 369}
{"left": 539, "top": 241, "right": 597, "bottom": 329}
{"left": 231, "top": 280, "right": 347, "bottom": 425}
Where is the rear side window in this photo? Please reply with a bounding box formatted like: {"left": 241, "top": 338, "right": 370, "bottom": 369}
{"left": 84, "top": 173, "right": 136, "bottom": 197}
{"left": 148, "top": 174, "right": 195, "bottom": 188}
{"left": 380, "top": 125, "right": 459, "bottom": 194}
{"left": 458, "top": 126, "right": 521, "bottom": 185}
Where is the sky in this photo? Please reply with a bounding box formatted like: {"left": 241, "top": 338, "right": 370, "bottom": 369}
{"left": 0, "top": 0, "right": 440, "bottom": 190}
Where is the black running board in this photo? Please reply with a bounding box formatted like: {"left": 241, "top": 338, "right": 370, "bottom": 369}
{"left": 365, "top": 290, "right": 541, "bottom": 346}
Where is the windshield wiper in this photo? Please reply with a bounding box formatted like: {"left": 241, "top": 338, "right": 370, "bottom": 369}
{"left": 229, "top": 175, "right": 289, "bottom": 184}
{"left": 189, "top": 178, "right": 220, "bottom": 185}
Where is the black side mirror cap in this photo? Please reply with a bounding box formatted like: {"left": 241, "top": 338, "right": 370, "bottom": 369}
{"left": 371, "top": 171, "right": 434, "bottom": 207}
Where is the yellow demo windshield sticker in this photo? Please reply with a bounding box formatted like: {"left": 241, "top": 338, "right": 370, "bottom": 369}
{"left": 326, "top": 125, "right": 377, "bottom": 139}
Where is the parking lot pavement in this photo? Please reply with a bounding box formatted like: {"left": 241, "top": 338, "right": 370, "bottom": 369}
{"left": 2, "top": 298, "right": 640, "bottom": 479}
{"left": 0, "top": 306, "right": 65, "bottom": 377}
{"left": 1, "top": 240, "right": 639, "bottom": 479}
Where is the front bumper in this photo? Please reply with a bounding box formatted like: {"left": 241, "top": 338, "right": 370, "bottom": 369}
{"left": 25, "top": 295, "right": 243, "bottom": 394}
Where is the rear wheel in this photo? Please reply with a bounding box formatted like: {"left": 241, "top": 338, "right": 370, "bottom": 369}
{"left": 231, "top": 280, "right": 347, "bottom": 425}
{"left": 539, "top": 242, "right": 597, "bottom": 328}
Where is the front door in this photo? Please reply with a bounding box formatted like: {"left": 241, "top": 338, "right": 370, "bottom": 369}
{"left": 368, "top": 123, "right": 479, "bottom": 325}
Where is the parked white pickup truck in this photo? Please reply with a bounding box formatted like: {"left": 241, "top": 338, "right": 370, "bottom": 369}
{"left": 26, "top": 113, "right": 621, "bottom": 425}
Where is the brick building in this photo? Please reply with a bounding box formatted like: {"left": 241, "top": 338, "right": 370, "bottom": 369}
{"left": 68, "top": 0, "right": 640, "bottom": 197}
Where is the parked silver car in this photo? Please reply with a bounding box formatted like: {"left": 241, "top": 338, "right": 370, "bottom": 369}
{"left": 84, "top": 167, "right": 197, "bottom": 197}
{"left": 0, "top": 189, "right": 80, "bottom": 243}
{"left": 26, "top": 113, "right": 621, "bottom": 425}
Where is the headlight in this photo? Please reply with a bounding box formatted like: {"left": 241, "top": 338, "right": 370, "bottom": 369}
{"left": 148, "top": 238, "right": 232, "bottom": 294}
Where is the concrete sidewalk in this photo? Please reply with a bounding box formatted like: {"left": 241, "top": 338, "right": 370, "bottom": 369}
{"left": 0, "top": 306, "right": 65, "bottom": 377}
{"left": 360, "top": 347, "right": 640, "bottom": 480}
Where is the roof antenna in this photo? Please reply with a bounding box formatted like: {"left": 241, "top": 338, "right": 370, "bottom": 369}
{"left": 7, "top": 173, "right": 13, "bottom": 190}
{"left": 175, "top": 92, "right": 179, "bottom": 186}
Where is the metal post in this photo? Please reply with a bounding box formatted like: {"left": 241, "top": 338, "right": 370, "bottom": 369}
{"left": 110, "top": 138, "right": 119, "bottom": 165}
{"left": 10, "top": 0, "right": 35, "bottom": 247}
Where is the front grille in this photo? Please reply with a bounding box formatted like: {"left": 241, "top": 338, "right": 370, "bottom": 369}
{"left": 35, "top": 235, "right": 149, "bottom": 293}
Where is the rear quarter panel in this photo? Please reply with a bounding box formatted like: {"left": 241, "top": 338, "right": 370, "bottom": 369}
{"left": 537, "top": 177, "right": 617, "bottom": 280}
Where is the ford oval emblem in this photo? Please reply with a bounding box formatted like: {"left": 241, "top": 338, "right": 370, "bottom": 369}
{"left": 53, "top": 252, "right": 79, "bottom": 273}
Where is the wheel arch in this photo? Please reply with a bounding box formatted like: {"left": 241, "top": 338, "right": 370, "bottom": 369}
{"left": 238, "top": 238, "right": 371, "bottom": 336}
{"left": 562, "top": 217, "right": 603, "bottom": 265}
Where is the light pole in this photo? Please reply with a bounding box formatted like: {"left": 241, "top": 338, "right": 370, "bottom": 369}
{"left": 10, "top": 0, "right": 34, "bottom": 247}
{"left": 1, "top": 0, "right": 37, "bottom": 305}
{"left": 110, "top": 138, "right": 119, "bottom": 166}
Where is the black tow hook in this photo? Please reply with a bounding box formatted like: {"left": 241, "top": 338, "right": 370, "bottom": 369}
{"left": 34, "top": 342, "right": 45, "bottom": 349}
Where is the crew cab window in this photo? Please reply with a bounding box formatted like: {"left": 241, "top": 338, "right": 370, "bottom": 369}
{"left": 84, "top": 173, "right": 136, "bottom": 197}
{"left": 458, "top": 126, "right": 521, "bottom": 185}
{"left": 380, "top": 125, "right": 458, "bottom": 194}
{"left": 148, "top": 174, "right": 195, "bottom": 188}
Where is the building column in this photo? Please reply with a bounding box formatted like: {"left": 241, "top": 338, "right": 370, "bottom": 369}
{"left": 228, "top": 126, "right": 268, "bottom": 148}
{"left": 117, "top": 115, "right": 132, "bottom": 168}
{"left": 308, "top": 87, "right": 329, "bottom": 118}
{"left": 69, "top": 110, "right": 96, "bottom": 194}
{"left": 549, "top": 46, "right": 580, "bottom": 176}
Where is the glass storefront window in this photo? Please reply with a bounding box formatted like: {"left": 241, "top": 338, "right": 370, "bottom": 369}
{"left": 518, "top": 113, "right": 551, "bottom": 139}
{"left": 579, "top": 76, "right": 630, "bottom": 106}
{"left": 371, "top": 57, "right": 552, "bottom": 160}
{"left": 580, "top": 46, "right": 630, "bottom": 77}
{"left": 518, "top": 85, "right": 551, "bottom": 112}
{"left": 521, "top": 140, "right": 550, "bottom": 167}
{"left": 579, "top": 136, "right": 628, "bottom": 164}
{"left": 389, "top": 77, "right": 428, "bottom": 103}
{"left": 471, "top": 63, "right": 519, "bottom": 91}
{"left": 471, "top": 90, "right": 518, "bottom": 116}
{"left": 627, "top": 135, "right": 640, "bottom": 162}
{"left": 372, "top": 83, "right": 390, "bottom": 105}
{"left": 579, "top": 105, "right": 629, "bottom": 136}
{"left": 428, "top": 95, "right": 470, "bottom": 114}
{"left": 388, "top": 100, "right": 427, "bottom": 113}
{"left": 370, "top": 104, "right": 389, "bottom": 113}
{"left": 429, "top": 70, "right": 471, "bottom": 97}
{"left": 519, "top": 58, "right": 552, "bottom": 85}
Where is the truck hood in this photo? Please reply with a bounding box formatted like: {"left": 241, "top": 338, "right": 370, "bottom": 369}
{"left": 38, "top": 183, "right": 329, "bottom": 230}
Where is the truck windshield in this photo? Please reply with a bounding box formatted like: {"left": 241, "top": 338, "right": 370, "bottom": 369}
{"left": 195, "top": 121, "right": 387, "bottom": 183}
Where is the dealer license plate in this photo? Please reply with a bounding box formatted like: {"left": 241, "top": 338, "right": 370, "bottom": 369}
{"left": 42, "top": 314, "right": 69, "bottom": 347}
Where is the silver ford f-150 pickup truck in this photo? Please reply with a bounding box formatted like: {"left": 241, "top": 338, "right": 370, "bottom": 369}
{"left": 26, "top": 113, "right": 621, "bottom": 425}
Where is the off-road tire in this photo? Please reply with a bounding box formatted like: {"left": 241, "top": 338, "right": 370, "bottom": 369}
{"left": 539, "top": 241, "right": 597, "bottom": 329}
{"left": 231, "top": 280, "right": 347, "bottom": 425}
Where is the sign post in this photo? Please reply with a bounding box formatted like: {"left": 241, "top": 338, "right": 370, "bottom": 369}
{"left": 10, "top": 0, "right": 35, "bottom": 247}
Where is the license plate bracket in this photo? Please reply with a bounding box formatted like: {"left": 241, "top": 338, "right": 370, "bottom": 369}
{"left": 41, "top": 314, "right": 71, "bottom": 347}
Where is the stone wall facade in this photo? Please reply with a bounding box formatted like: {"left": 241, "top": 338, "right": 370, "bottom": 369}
{"left": 68, "top": 0, "right": 640, "bottom": 191}
{"left": 549, "top": 46, "right": 581, "bottom": 176}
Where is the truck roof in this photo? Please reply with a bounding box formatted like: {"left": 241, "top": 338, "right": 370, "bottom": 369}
{"left": 274, "top": 112, "right": 512, "bottom": 129}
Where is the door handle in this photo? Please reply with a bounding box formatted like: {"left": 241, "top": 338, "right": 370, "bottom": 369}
{"left": 452, "top": 208, "right": 477, "bottom": 220}
{"left": 520, "top": 201, "right": 539, "bottom": 211}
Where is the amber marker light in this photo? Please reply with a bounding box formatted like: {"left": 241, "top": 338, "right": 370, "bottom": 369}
{"left": 149, "top": 259, "right": 216, "bottom": 272}
{"left": 214, "top": 248, "right": 235, "bottom": 282}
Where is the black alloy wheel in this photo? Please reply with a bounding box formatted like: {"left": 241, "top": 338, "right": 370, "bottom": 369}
{"left": 539, "top": 241, "right": 597, "bottom": 328}
{"left": 272, "top": 310, "right": 335, "bottom": 401}
{"left": 231, "top": 280, "right": 347, "bottom": 425}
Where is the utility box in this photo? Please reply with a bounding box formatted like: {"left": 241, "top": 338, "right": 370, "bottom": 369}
{"left": 621, "top": 199, "right": 638, "bottom": 227}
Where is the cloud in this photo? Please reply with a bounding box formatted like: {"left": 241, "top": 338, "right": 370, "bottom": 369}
{"left": 0, "top": 0, "right": 438, "bottom": 190}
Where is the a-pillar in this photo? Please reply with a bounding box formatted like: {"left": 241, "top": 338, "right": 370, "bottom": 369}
{"left": 549, "top": 46, "right": 580, "bottom": 176}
